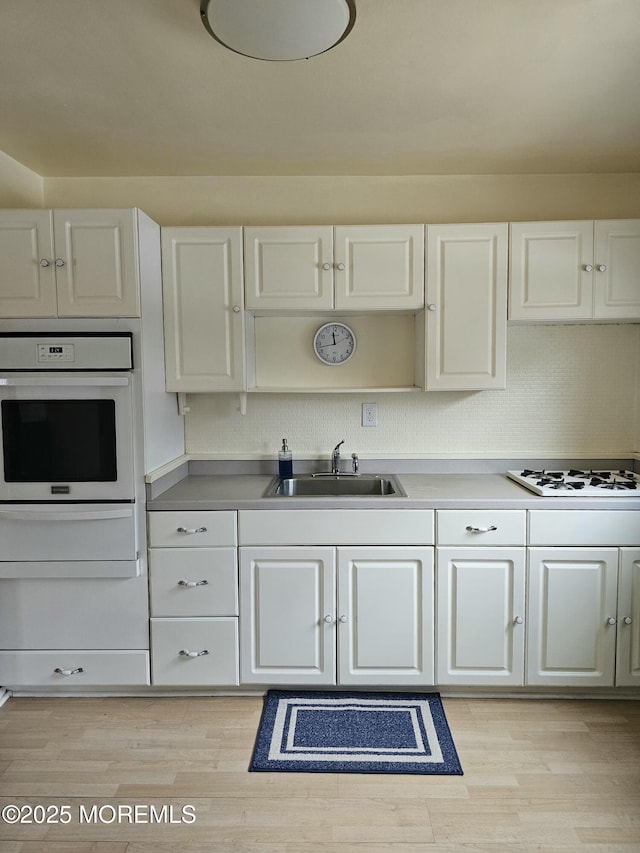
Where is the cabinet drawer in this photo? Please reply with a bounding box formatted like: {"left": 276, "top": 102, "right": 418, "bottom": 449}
{"left": 147, "top": 511, "right": 237, "bottom": 547}
{"left": 529, "top": 510, "right": 640, "bottom": 546}
{"left": 149, "top": 548, "right": 238, "bottom": 616}
{"left": 437, "top": 510, "right": 526, "bottom": 546}
{"left": 151, "top": 618, "right": 239, "bottom": 686}
{"left": 0, "top": 650, "right": 150, "bottom": 688}
{"left": 238, "top": 510, "right": 434, "bottom": 545}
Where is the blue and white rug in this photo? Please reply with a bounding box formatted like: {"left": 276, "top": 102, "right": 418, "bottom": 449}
{"left": 250, "top": 690, "right": 463, "bottom": 775}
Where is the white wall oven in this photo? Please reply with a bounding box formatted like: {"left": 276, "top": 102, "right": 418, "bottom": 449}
{"left": 0, "top": 333, "right": 134, "bottom": 503}
{"left": 0, "top": 333, "right": 140, "bottom": 579}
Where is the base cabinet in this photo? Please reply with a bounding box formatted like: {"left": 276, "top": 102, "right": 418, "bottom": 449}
{"left": 527, "top": 548, "right": 619, "bottom": 687}
{"left": 239, "top": 546, "right": 434, "bottom": 686}
{"left": 616, "top": 549, "right": 640, "bottom": 686}
{"left": 436, "top": 548, "right": 526, "bottom": 686}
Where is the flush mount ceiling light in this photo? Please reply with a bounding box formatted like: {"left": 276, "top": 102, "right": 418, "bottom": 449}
{"left": 200, "top": 0, "right": 356, "bottom": 61}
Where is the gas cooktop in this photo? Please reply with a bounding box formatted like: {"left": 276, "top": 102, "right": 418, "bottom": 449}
{"left": 507, "top": 468, "right": 640, "bottom": 496}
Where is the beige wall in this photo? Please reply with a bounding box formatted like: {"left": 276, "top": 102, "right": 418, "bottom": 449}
{"left": 43, "top": 173, "right": 640, "bottom": 226}
{"left": 0, "top": 150, "right": 43, "bottom": 207}
{"left": 18, "top": 170, "right": 640, "bottom": 461}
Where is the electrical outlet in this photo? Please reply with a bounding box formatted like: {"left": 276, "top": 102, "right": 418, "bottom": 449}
{"left": 362, "top": 402, "right": 377, "bottom": 427}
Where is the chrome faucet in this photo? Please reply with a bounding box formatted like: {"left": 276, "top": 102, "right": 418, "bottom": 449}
{"left": 331, "top": 440, "right": 344, "bottom": 474}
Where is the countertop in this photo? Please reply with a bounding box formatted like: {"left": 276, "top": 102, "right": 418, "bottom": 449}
{"left": 147, "top": 473, "right": 640, "bottom": 511}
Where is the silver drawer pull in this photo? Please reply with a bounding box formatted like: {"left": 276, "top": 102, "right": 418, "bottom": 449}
{"left": 177, "top": 579, "right": 209, "bottom": 588}
{"left": 179, "top": 649, "right": 210, "bottom": 658}
{"left": 176, "top": 526, "right": 207, "bottom": 534}
{"left": 466, "top": 525, "right": 498, "bottom": 533}
{"left": 54, "top": 667, "right": 85, "bottom": 676}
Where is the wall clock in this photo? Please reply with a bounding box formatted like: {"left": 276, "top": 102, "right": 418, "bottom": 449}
{"left": 313, "top": 322, "right": 356, "bottom": 365}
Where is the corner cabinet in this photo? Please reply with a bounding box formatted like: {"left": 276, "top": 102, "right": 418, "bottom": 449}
{"left": 509, "top": 219, "right": 640, "bottom": 321}
{"left": 0, "top": 208, "right": 144, "bottom": 317}
{"left": 244, "top": 225, "right": 425, "bottom": 312}
{"left": 425, "top": 223, "right": 508, "bottom": 390}
{"left": 161, "top": 227, "right": 246, "bottom": 392}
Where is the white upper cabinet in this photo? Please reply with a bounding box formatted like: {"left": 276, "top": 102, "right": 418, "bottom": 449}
{"left": 161, "top": 227, "right": 246, "bottom": 392}
{"left": 509, "top": 219, "right": 640, "bottom": 321}
{"left": 0, "top": 209, "right": 141, "bottom": 318}
{"left": 244, "top": 225, "right": 424, "bottom": 312}
{"left": 425, "top": 222, "right": 508, "bottom": 391}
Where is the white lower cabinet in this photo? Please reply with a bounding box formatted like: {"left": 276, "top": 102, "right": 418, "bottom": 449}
{"left": 526, "top": 548, "right": 619, "bottom": 687}
{"left": 148, "top": 511, "right": 239, "bottom": 687}
{"left": 436, "top": 548, "right": 526, "bottom": 686}
{"left": 616, "top": 549, "right": 640, "bottom": 686}
{"left": 239, "top": 546, "right": 434, "bottom": 686}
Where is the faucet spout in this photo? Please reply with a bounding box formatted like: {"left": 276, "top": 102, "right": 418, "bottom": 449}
{"left": 331, "top": 440, "right": 345, "bottom": 475}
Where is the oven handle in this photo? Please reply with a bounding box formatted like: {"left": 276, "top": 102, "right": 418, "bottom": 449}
{"left": 0, "top": 377, "right": 129, "bottom": 386}
{"left": 0, "top": 508, "right": 133, "bottom": 522}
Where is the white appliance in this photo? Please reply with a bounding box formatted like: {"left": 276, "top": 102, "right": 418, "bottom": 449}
{"left": 0, "top": 333, "right": 140, "bottom": 578}
{"left": 508, "top": 468, "right": 640, "bottom": 496}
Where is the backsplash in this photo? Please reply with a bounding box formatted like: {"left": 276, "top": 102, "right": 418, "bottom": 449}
{"left": 185, "top": 324, "right": 640, "bottom": 460}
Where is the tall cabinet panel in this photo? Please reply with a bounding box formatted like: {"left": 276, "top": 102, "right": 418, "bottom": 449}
{"left": 0, "top": 210, "right": 56, "bottom": 317}
{"left": 425, "top": 223, "right": 507, "bottom": 390}
{"left": 161, "top": 227, "right": 245, "bottom": 392}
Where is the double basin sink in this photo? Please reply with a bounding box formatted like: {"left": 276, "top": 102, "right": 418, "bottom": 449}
{"left": 264, "top": 473, "right": 406, "bottom": 498}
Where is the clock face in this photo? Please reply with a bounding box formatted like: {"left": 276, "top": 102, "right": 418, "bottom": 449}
{"left": 313, "top": 322, "right": 356, "bottom": 365}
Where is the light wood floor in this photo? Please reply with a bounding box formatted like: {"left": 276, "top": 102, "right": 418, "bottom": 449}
{"left": 0, "top": 694, "right": 639, "bottom": 852}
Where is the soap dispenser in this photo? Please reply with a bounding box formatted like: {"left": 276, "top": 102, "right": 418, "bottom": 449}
{"left": 278, "top": 439, "right": 293, "bottom": 478}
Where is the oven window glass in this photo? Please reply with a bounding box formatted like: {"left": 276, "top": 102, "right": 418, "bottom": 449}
{"left": 1, "top": 400, "right": 117, "bottom": 482}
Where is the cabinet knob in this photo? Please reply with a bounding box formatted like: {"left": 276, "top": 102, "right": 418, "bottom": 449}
{"left": 177, "top": 579, "right": 209, "bottom": 588}
{"left": 323, "top": 614, "right": 334, "bottom": 624}
{"left": 623, "top": 616, "right": 633, "bottom": 625}
{"left": 232, "top": 305, "right": 241, "bottom": 313}
{"left": 179, "top": 649, "right": 209, "bottom": 658}
{"left": 176, "top": 526, "right": 207, "bottom": 534}
{"left": 466, "top": 525, "right": 498, "bottom": 533}
{"left": 55, "top": 258, "right": 65, "bottom": 268}
{"left": 596, "top": 264, "right": 607, "bottom": 272}
{"left": 322, "top": 263, "right": 331, "bottom": 271}
{"left": 54, "top": 667, "right": 84, "bottom": 676}
{"left": 339, "top": 615, "right": 348, "bottom": 623}
{"left": 39, "top": 259, "right": 52, "bottom": 268}
{"left": 513, "top": 616, "right": 524, "bottom": 625}
{"left": 606, "top": 617, "right": 617, "bottom": 626}
{"left": 584, "top": 264, "right": 593, "bottom": 272}
{"left": 427, "top": 304, "right": 437, "bottom": 311}
{"left": 336, "top": 263, "right": 345, "bottom": 271}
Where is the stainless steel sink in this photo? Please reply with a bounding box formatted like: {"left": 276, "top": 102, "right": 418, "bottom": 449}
{"left": 263, "top": 474, "right": 407, "bottom": 498}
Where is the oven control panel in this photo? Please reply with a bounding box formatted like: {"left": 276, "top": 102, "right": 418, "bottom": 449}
{"left": 37, "top": 344, "right": 75, "bottom": 363}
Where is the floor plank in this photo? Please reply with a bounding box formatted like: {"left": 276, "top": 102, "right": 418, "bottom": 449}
{"left": 0, "top": 696, "right": 639, "bottom": 852}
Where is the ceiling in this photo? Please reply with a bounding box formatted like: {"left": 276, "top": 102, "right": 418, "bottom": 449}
{"left": 1, "top": 0, "right": 639, "bottom": 178}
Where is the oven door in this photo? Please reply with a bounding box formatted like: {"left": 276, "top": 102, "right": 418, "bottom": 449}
{"left": 0, "top": 373, "right": 134, "bottom": 502}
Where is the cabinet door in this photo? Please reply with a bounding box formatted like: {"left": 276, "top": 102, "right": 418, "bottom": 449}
{"left": 239, "top": 547, "right": 336, "bottom": 685}
{"left": 436, "top": 548, "right": 526, "bottom": 686}
{"left": 509, "top": 221, "right": 594, "bottom": 321}
{"left": 594, "top": 220, "right": 640, "bottom": 319}
{"left": 337, "top": 547, "right": 434, "bottom": 686}
{"left": 616, "top": 549, "right": 640, "bottom": 686}
{"left": 334, "top": 225, "right": 424, "bottom": 310}
{"left": 53, "top": 209, "right": 140, "bottom": 317}
{"left": 0, "top": 210, "right": 57, "bottom": 317}
{"left": 527, "top": 548, "right": 619, "bottom": 686}
{"left": 162, "top": 227, "right": 245, "bottom": 391}
{"left": 244, "top": 226, "right": 334, "bottom": 310}
{"left": 425, "top": 223, "right": 507, "bottom": 390}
